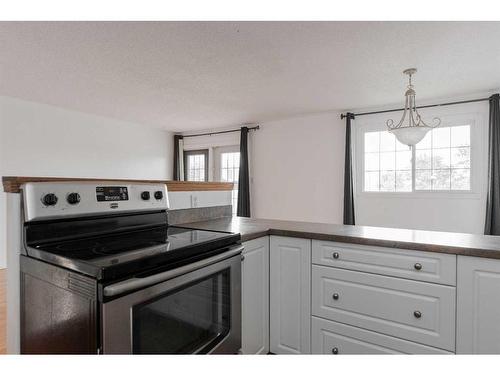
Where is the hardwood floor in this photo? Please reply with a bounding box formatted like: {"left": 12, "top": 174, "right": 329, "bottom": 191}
{"left": 0, "top": 268, "right": 6, "bottom": 354}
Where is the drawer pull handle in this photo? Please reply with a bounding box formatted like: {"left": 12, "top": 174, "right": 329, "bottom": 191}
{"left": 414, "top": 311, "right": 422, "bottom": 318}
{"left": 332, "top": 347, "right": 339, "bottom": 354}
{"left": 332, "top": 293, "right": 339, "bottom": 300}
{"left": 241, "top": 255, "right": 245, "bottom": 261}
{"left": 414, "top": 263, "right": 422, "bottom": 270}
{"left": 332, "top": 252, "right": 340, "bottom": 259}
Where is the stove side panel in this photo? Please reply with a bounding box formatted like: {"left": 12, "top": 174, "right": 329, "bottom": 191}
{"left": 20, "top": 256, "right": 98, "bottom": 354}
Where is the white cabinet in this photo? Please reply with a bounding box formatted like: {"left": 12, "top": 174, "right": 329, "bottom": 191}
{"left": 312, "top": 240, "right": 456, "bottom": 285}
{"left": 312, "top": 317, "right": 452, "bottom": 354}
{"left": 312, "top": 265, "right": 456, "bottom": 351}
{"left": 241, "top": 237, "right": 269, "bottom": 354}
{"left": 270, "top": 236, "right": 311, "bottom": 354}
{"left": 457, "top": 256, "right": 500, "bottom": 354}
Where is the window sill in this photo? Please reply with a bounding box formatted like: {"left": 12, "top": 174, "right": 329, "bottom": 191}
{"left": 356, "top": 190, "right": 483, "bottom": 200}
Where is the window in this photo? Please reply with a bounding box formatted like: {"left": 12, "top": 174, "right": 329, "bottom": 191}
{"left": 415, "top": 126, "right": 470, "bottom": 190}
{"left": 184, "top": 150, "right": 208, "bottom": 182}
{"left": 364, "top": 131, "right": 412, "bottom": 192}
{"left": 362, "top": 125, "right": 471, "bottom": 192}
{"left": 220, "top": 151, "right": 240, "bottom": 215}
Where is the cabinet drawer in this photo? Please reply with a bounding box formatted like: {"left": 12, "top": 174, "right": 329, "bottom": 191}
{"left": 312, "top": 240, "right": 456, "bottom": 285}
{"left": 311, "top": 317, "right": 453, "bottom": 354}
{"left": 312, "top": 265, "right": 456, "bottom": 351}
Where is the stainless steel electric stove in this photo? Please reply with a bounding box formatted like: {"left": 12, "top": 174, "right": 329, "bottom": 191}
{"left": 20, "top": 182, "right": 242, "bottom": 354}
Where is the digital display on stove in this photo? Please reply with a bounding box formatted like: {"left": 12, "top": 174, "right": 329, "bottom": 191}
{"left": 96, "top": 186, "right": 129, "bottom": 202}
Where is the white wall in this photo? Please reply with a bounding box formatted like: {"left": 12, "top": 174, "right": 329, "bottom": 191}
{"left": 353, "top": 101, "right": 489, "bottom": 234}
{"left": 251, "top": 112, "right": 345, "bottom": 224}
{"left": 0, "top": 96, "right": 173, "bottom": 268}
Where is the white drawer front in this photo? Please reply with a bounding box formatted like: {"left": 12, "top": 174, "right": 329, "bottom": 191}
{"left": 311, "top": 317, "right": 453, "bottom": 354}
{"left": 312, "top": 265, "right": 456, "bottom": 351}
{"left": 312, "top": 240, "right": 456, "bottom": 286}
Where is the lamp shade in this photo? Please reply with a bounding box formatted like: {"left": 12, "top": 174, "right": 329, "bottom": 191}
{"left": 390, "top": 126, "right": 430, "bottom": 147}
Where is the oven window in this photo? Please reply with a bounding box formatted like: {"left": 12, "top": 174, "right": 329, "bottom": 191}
{"left": 132, "top": 270, "right": 230, "bottom": 354}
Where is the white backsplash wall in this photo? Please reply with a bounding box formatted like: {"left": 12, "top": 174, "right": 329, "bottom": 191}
{"left": 251, "top": 112, "right": 345, "bottom": 224}
{"left": 0, "top": 96, "right": 173, "bottom": 268}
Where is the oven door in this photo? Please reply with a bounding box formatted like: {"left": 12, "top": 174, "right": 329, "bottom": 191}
{"left": 101, "top": 245, "right": 242, "bottom": 354}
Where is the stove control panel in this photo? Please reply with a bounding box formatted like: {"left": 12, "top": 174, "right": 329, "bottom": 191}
{"left": 23, "top": 182, "right": 169, "bottom": 222}
{"left": 96, "top": 186, "right": 129, "bottom": 202}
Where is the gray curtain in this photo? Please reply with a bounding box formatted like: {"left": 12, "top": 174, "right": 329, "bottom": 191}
{"left": 173, "top": 134, "right": 184, "bottom": 181}
{"left": 343, "top": 113, "right": 355, "bottom": 225}
{"left": 237, "top": 127, "right": 251, "bottom": 217}
{"left": 485, "top": 94, "right": 500, "bottom": 234}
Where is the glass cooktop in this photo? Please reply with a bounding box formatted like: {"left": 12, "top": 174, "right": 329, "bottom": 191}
{"left": 30, "top": 226, "right": 240, "bottom": 278}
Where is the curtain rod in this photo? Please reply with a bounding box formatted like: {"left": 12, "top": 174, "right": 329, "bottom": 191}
{"left": 181, "top": 125, "right": 260, "bottom": 138}
{"left": 340, "top": 97, "right": 491, "bottom": 119}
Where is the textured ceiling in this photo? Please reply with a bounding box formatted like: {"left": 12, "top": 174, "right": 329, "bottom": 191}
{"left": 1, "top": 21, "right": 499, "bottom": 131}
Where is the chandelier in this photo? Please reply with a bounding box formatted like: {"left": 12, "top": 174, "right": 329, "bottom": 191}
{"left": 386, "top": 68, "right": 441, "bottom": 146}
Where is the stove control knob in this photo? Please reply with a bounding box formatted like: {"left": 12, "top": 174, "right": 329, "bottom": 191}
{"left": 154, "top": 191, "right": 163, "bottom": 200}
{"left": 67, "top": 192, "right": 81, "bottom": 205}
{"left": 141, "top": 191, "right": 151, "bottom": 200}
{"left": 42, "top": 193, "right": 58, "bottom": 206}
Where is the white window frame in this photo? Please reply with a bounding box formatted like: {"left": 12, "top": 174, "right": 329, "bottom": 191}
{"left": 353, "top": 104, "right": 487, "bottom": 200}
{"left": 183, "top": 149, "right": 209, "bottom": 182}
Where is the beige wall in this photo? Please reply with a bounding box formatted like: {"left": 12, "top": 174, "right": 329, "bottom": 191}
{"left": 250, "top": 112, "right": 345, "bottom": 224}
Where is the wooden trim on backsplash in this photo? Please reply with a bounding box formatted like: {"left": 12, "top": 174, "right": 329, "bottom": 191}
{"left": 165, "top": 181, "right": 234, "bottom": 191}
{"left": 2, "top": 176, "right": 234, "bottom": 193}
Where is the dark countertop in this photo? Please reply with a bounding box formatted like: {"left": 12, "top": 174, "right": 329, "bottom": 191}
{"left": 176, "top": 217, "right": 500, "bottom": 259}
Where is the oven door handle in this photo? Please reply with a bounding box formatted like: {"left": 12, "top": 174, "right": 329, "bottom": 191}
{"left": 103, "top": 244, "right": 244, "bottom": 297}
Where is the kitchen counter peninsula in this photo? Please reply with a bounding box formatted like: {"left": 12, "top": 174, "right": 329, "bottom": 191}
{"left": 177, "top": 216, "right": 500, "bottom": 259}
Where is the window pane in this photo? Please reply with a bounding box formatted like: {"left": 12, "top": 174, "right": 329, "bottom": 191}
{"left": 396, "top": 170, "right": 412, "bottom": 192}
{"left": 451, "top": 169, "right": 470, "bottom": 190}
{"left": 432, "top": 127, "right": 451, "bottom": 149}
{"left": 396, "top": 150, "right": 411, "bottom": 170}
{"left": 365, "top": 153, "right": 379, "bottom": 171}
{"left": 432, "top": 148, "right": 450, "bottom": 169}
{"left": 451, "top": 126, "right": 470, "bottom": 147}
{"left": 365, "top": 171, "right": 379, "bottom": 191}
{"left": 380, "top": 152, "right": 395, "bottom": 171}
{"left": 415, "top": 149, "right": 431, "bottom": 169}
{"left": 220, "top": 152, "right": 240, "bottom": 183}
{"left": 380, "top": 171, "right": 395, "bottom": 191}
{"left": 415, "top": 170, "right": 432, "bottom": 190}
{"left": 185, "top": 151, "right": 207, "bottom": 182}
{"left": 451, "top": 147, "right": 470, "bottom": 168}
{"left": 432, "top": 169, "right": 451, "bottom": 190}
{"left": 364, "top": 132, "right": 379, "bottom": 152}
{"left": 380, "top": 132, "right": 395, "bottom": 152}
